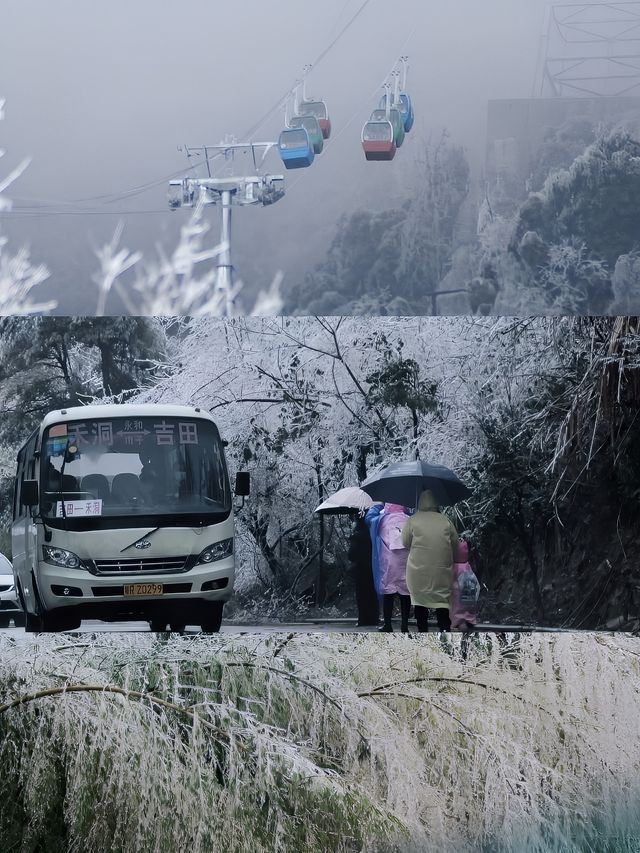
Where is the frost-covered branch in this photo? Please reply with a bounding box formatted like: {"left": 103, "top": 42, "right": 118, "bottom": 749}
{"left": 93, "top": 201, "right": 284, "bottom": 316}
{"left": 0, "top": 99, "right": 54, "bottom": 314}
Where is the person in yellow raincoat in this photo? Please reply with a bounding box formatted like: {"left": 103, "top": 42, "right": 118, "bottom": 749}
{"left": 401, "top": 489, "right": 459, "bottom": 632}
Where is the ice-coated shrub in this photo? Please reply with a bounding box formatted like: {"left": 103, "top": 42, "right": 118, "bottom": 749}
{"left": 1, "top": 632, "right": 640, "bottom": 852}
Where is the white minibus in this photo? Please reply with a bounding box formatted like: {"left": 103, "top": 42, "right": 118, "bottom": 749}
{"left": 11, "top": 404, "right": 249, "bottom": 632}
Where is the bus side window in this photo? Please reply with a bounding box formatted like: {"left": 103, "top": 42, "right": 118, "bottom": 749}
{"left": 13, "top": 450, "right": 25, "bottom": 520}
{"left": 15, "top": 434, "right": 37, "bottom": 519}
{"left": 27, "top": 451, "right": 36, "bottom": 481}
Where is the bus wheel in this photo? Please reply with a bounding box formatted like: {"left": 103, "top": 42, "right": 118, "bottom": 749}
{"left": 0, "top": 616, "right": 9, "bottom": 628}
{"left": 25, "top": 610, "right": 44, "bottom": 632}
{"left": 41, "top": 611, "right": 81, "bottom": 632}
{"left": 13, "top": 613, "right": 26, "bottom": 628}
{"left": 169, "top": 623, "right": 186, "bottom": 634}
{"left": 149, "top": 619, "right": 168, "bottom": 632}
{"left": 200, "top": 602, "right": 223, "bottom": 633}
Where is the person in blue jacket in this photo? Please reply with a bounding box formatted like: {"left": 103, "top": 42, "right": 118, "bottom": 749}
{"left": 365, "top": 504, "right": 393, "bottom": 630}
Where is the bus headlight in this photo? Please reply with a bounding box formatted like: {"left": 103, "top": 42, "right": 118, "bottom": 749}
{"left": 197, "top": 538, "right": 233, "bottom": 564}
{"left": 43, "top": 546, "right": 82, "bottom": 569}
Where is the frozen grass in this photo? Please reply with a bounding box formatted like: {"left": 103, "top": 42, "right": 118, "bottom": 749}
{"left": 1, "top": 632, "right": 640, "bottom": 853}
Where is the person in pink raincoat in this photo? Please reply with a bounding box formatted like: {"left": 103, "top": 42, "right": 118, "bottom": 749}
{"left": 450, "top": 540, "right": 480, "bottom": 632}
{"left": 376, "top": 503, "right": 411, "bottom": 632}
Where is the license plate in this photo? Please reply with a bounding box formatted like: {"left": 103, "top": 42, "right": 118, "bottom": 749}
{"left": 123, "top": 583, "right": 163, "bottom": 596}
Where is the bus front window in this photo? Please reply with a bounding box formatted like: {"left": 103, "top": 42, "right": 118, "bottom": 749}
{"left": 40, "top": 416, "right": 230, "bottom": 524}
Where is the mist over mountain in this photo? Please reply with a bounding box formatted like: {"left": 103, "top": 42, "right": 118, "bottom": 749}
{"left": 0, "top": 0, "right": 546, "bottom": 313}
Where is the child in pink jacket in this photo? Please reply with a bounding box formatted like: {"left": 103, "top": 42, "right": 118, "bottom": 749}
{"left": 450, "top": 540, "right": 480, "bottom": 632}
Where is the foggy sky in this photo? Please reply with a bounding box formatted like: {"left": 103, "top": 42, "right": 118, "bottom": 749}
{"left": 0, "top": 0, "right": 547, "bottom": 313}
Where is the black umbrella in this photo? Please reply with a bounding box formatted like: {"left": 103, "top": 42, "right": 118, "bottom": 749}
{"left": 360, "top": 461, "right": 472, "bottom": 509}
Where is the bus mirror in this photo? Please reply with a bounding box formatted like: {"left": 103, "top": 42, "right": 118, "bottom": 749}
{"left": 21, "top": 479, "right": 39, "bottom": 507}
{"left": 235, "top": 472, "right": 250, "bottom": 497}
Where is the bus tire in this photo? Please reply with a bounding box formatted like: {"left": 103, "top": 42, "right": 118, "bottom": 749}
{"left": 200, "top": 601, "right": 223, "bottom": 633}
{"left": 149, "top": 619, "right": 168, "bottom": 632}
{"left": 25, "top": 610, "right": 44, "bottom": 632}
{"left": 13, "top": 612, "right": 26, "bottom": 628}
{"left": 41, "top": 610, "right": 81, "bottom": 632}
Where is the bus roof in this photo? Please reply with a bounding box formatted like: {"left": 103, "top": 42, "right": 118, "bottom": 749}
{"left": 40, "top": 404, "right": 217, "bottom": 429}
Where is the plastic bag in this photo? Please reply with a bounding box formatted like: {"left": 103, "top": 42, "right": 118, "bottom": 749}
{"left": 458, "top": 568, "right": 480, "bottom": 606}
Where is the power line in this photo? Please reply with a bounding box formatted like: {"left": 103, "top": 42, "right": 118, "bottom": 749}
{"left": 3, "top": 207, "right": 173, "bottom": 218}
{"left": 38, "top": 0, "right": 376, "bottom": 212}
{"left": 242, "top": 0, "right": 376, "bottom": 142}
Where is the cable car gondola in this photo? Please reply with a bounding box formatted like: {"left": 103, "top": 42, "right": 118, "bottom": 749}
{"left": 379, "top": 92, "right": 414, "bottom": 133}
{"left": 289, "top": 114, "right": 324, "bottom": 154}
{"left": 361, "top": 120, "right": 396, "bottom": 161}
{"left": 298, "top": 100, "right": 332, "bottom": 139}
{"left": 398, "top": 93, "right": 414, "bottom": 132}
{"left": 278, "top": 127, "right": 315, "bottom": 169}
{"left": 370, "top": 108, "right": 405, "bottom": 148}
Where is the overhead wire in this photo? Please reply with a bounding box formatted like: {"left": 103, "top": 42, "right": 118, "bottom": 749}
{"left": 24, "top": 0, "right": 377, "bottom": 214}
{"left": 241, "top": 0, "right": 376, "bottom": 142}
{"left": 9, "top": 0, "right": 412, "bottom": 215}
{"left": 9, "top": 21, "right": 418, "bottom": 214}
{"left": 3, "top": 208, "right": 172, "bottom": 218}
{"left": 284, "top": 22, "right": 418, "bottom": 196}
{"left": 331, "top": 0, "right": 358, "bottom": 36}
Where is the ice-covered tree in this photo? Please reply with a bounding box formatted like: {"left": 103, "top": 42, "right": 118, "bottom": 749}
{"left": 286, "top": 136, "right": 470, "bottom": 316}
{"left": 0, "top": 99, "right": 54, "bottom": 314}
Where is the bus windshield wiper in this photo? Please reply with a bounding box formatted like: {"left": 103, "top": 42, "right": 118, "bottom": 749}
{"left": 120, "top": 527, "right": 161, "bottom": 553}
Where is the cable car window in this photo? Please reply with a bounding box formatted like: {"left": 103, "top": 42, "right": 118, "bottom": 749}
{"left": 363, "top": 123, "right": 393, "bottom": 142}
{"left": 279, "top": 129, "right": 308, "bottom": 149}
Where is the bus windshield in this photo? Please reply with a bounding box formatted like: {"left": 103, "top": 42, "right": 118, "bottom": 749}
{"left": 40, "top": 416, "right": 230, "bottom": 525}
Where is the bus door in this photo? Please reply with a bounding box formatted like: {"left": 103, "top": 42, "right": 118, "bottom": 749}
{"left": 12, "top": 432, "right": 38, "bottom": 600}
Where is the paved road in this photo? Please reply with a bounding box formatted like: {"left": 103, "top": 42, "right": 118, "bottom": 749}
{"left": 0, "top": 619, "right": 590, "bottom": 636}
{"left": 0, "top": 620, "right": 419, "bottom": 636}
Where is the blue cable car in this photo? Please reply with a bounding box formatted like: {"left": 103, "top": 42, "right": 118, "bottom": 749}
{"left": 379, "top": 92, "right": 414, "bottom": 133}
{"left": 398, "top": 93, "right": 414, "bottom": 132}
{"left": 278, "top": 127, "right": 315, "bottom": 169}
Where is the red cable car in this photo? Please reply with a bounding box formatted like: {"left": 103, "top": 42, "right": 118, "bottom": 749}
{"left": 298, "top": 100, "right": 332, "bottom": 139}
{"left": 361, "top": 120, "right": 396, "bottom": 161}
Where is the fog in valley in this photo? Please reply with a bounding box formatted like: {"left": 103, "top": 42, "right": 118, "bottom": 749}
{"left": 0, "top": 0, "right": 546, "bottom": 313}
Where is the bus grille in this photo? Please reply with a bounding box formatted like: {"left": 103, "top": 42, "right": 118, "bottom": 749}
{"left": 89, "top": 556, "right": 191, "bottom": 576}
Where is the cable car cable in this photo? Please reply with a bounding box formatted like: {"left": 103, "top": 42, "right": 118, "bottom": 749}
{"left": 71, "top": 1, "right": 375, "bottom": 203}
{"left": 12, "top": 1, "right": 377, "bottom": 210}
{"left": 226, "top": 0, "right": 375, "bottom": 143}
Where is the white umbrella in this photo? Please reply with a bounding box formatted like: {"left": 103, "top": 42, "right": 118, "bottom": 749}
{"left": 314, "top": 487, "right": 381, "bottom": 515}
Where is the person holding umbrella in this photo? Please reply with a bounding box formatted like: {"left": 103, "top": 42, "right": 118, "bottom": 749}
{"left": 347, "top": 515, "right": 380, "bottom": 627}
{"left": 366, "top": 503, "right": 412, "bottom": 632}
{"left": 360, "top": 461, "right": 471, "bottom": 634}
{"left": 401, "top": 490, "right": 459, "bottom": 632}
{"left": 315, "top": 487, "right": 380, "bottom": 626}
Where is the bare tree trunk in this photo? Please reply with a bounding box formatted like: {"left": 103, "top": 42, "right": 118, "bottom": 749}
{"left": 315, "top": 452, "right": 326, "bottom": 607}
{"left": 510, "top": 518, "right": 546, "bottom": 623}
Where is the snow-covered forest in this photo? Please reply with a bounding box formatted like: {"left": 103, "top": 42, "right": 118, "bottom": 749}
{"left": 1, "top": 315, "right": 639, "bottom": 629}
{"left": 4, "top": 94, "right": 640, "bottom": 318}
{"left": 285, "top": 122, "right": 640, "bottom": 316}
{"left": 2, "top": 631, "right": 640, "bottom": 852}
